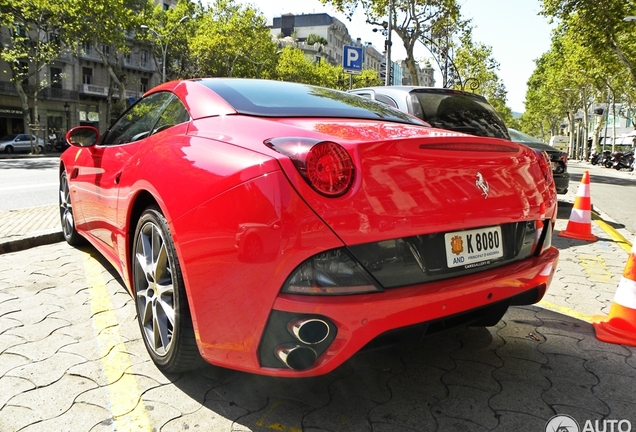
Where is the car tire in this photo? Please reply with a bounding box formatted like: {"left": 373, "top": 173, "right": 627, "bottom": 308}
{"left": 4, "top": 146, "right": 13, "bottom": 154}
{"left": 59, "top": 170, "right": 85, "bottom": 246}
{"left": 132, "top": 206, "right": 203, "bottom": 373}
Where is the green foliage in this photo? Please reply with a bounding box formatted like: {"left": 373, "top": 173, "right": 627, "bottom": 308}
{"left": 306, "top": 34, "right": 328, "bottom": 46}
{"left": 319, "top": 0, "right": 461, "bottom": 86}
{"left": 188, "top": 0, "right": 277, "bottom": 78}
{"left": 0, "top": 0, "right": 71, "bottom": 85}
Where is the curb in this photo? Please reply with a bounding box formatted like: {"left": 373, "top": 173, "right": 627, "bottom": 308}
{"left": 0, "top": 229, "right": 64, "bottom": 254}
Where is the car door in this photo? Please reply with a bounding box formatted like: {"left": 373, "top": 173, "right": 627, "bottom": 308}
{"left": 15, "top": 134, "right": 32, "bottom": 151}
{"left": 70, "top": 92, "right": 177, "bottom": 259}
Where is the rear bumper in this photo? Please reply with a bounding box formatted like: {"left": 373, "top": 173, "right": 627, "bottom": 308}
{"left": 247, "top": 246, "right": 559, "bottom": 377}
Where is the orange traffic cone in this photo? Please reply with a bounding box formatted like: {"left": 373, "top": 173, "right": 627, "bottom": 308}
{"left": 558, "top": 170, "right": 597, "bottom": 241}
{"left": 593, "top": 236, "right": 636, "bottom": 346}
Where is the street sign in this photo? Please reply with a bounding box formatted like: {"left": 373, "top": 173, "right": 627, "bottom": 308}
{"left": 343, "top": 45, "right": 363, "bottom": 74}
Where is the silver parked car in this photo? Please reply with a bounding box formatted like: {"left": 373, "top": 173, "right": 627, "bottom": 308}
{"left": 0, "top": 134, "right": 45, "bottom": 154}
{"left": 349, "top": 86, "right": 510, "bottom": 139}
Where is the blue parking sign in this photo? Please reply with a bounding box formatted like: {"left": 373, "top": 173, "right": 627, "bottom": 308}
{"left": 343, "top": 45, "right": 363, "bottom": 74}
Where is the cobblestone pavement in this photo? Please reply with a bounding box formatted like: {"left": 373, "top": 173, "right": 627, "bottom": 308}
{"left": 1, "top": 172, "right": 635, "bottom": 431}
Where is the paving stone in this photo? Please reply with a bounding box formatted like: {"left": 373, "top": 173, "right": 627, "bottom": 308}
{"left": 368, "top": 390, "right": 438, "bottom": 431}
{"left": 431, "top": 385, "right": 499, "bottom": 429}
{"left": 541, "top": 354, "right": 607, "bottom": 414}
{"left": 161, "top": 405, "right": 243, "bottom": 432}
{"left": 0, "top": 315, "right": 22, "bottom": 334}
{"left": 0, "top": 352, "right": 30, "bottom": 378}
{"left": 433, "top": 415, "right": 489, "bottom": 432}
{"left": 585, "top": 351, "right": 636, "bottom": 377}
{"left": 233, "top": 398, "right": 310, "bottom": 432}
{"left": 592, "top": 371, "right": 636, "bottom": 405}
{"left": 5, "top": 374, "right": 98, "bottom": 421}
{"left": 141, "top": 399, "right": 182, "bottom": 430}
{"left": 489, "top": 379, "right": 554, "bottom": 419}
{"left": 18, "top": 402, "right": 113, "bottom": 432}
{"left": 5, "top": 316, "right": 70, "bottom": 342}
{"left": 302, "top": 393, "right": 376, "bottom": 432}
{"left": 0, "top": 375, "right": 35, "bottom": 407}
{"left": 449, "top": 326, "right": 505, "bottom": 367}
{"left": 489, "top": 411, "right": 551, "bottom": 432}
{"left": 385, "top": 365, "right": 448, "bottom": 401}
{"left": 0, "top": 404, "right": 40, "bottom": 431}
{"left": 494, "top": 335, "right": 548, "bottom": 364}
{"left": 7, "top": 351, "right": 86, "bottom": 387}
{"left": 2, "top": 301, "right": 63, "bottom": 326}
{"left": 5, "top": 332, "right": 76, "bottom": 361}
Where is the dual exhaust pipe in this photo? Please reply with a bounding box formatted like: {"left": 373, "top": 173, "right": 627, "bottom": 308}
{"left": 276, "top": 318, "right": 330, "bottom": 370}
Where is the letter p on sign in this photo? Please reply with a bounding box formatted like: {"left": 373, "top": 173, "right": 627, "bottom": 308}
{"left": 343, "top": 45, "right": 363, "bottom": 73}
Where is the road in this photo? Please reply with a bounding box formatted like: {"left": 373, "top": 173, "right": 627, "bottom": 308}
{"left": 0, "top": 156, "right": 60, "bottom": 211}
{"left": 567, "top": 162, "right": 636, "bottom": 236}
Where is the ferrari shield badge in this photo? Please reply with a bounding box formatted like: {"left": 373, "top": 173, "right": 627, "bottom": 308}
{"left": 450, "top": 235, "right": 464, "bottom": 256}
{"left": 475, "top": 172, "right": 489, "bottom": 198}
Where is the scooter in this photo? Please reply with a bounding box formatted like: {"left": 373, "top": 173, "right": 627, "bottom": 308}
{"left": 599, "top": 150, "right": 614, "bottom": 168}
{"left": 589, "top": 150, "right": 609, "bottom": 165}
{"left": 613, "top": 150, "right": 635, "bottom": 171}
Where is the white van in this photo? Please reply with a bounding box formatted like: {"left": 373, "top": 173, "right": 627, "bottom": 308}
{"left": 549, "top": 135, "right": 569, "bottom": 151}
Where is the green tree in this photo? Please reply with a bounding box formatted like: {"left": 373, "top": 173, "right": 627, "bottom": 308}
{"left": 139, "top": 0, "right": 197, "bottom": 82}
{"left": 451, "top": 29, "right": 516, "bottom": 127}
{"left": 0, "top": 0, "right": 71, "bottom": 152}
{"left": 188, "top": 0, "right": 277, "bottom": 78}
{"left": 541, "top": 0, "right": 636, "bottom": 87}
{"left": 319, "top": 0, "right": 461, "bottom": 86}
{"left": 64, "top": 0, "right": 149, "bottom": 122}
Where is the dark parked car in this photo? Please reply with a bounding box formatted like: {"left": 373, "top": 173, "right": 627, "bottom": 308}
{"left": 508, "top": 128, "right": 569, "bottom": 194}
{"left": 349, "top": 86, "right": 568, "bottom": 194}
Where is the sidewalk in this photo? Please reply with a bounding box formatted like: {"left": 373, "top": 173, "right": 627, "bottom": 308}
{"left": 0, "top": 204, "right": 62, "bottom": 254}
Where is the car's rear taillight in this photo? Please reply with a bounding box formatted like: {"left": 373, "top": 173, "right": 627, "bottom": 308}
{"left": 560, "top": 154, "right": 568, "bottom": 165}
{"left": 266, "top": 137, "right": 354, "bottom": 197}
{"left": 536, "top": 150, "right": 554, "bottom": 187}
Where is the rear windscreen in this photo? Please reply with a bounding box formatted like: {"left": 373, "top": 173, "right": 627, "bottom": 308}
{"left": 200, "top": 79, "right": 426, "bottom": 126}
{"left": 411, "top": 91, "right": 510, "bottom": 139}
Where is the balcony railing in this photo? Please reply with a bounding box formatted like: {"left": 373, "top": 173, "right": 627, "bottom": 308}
{"left": 78, "top": 83, "right": 140, "bottom": 99}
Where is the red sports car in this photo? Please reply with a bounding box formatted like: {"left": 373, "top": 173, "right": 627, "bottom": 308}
{"left": 59, "top": 78, "right": 559, "bottom": 377}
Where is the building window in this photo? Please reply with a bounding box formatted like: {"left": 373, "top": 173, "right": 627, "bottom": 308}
{"left": 141, "top": 50, "right": 149, "bottom": 67}
{"left": 81, "top": 41, "right": 92, "bottom": 56}
{"left": 49, "top": 33, "right": 60, "bottom": 48}
{"left": 82, "top": 67, "right": 93, "bottom": 85}
{"left": 124, "top": 52, "right": 132, "bottom": 65}
{"left": 102, "top": 44, "right": 111, "bottom": 55}
{"left": 163, "top": 3, "right": 169, "bottom": 10}
{"left": 50, "top": 67, "right": 63, "bottom": 89}
{"left": 140, "top": 78, "right": 148, "bottom": 93}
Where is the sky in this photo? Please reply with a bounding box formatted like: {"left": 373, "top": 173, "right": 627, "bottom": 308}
{"left": 236, "top": 0, "right": 555, "bottom": 113}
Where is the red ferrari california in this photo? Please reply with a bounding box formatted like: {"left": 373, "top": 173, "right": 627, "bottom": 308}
{"left": 59, "top": 78, "right": 559, "bottom": 377}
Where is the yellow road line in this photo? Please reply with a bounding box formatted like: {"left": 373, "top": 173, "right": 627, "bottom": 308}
{"left": 539, "top": 211, "right": 631, "bottom": 322}
{"left": 81, "top": 250, "right": 152, "bottom": 431}
{"left": 592, "top": 212, "right": 633, "bottom": 253}
{"left": 537, "top": 299, "right": 595, "bottom": 323}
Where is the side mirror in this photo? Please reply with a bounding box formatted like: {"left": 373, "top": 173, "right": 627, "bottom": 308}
{"left": 66, "top": 126, "right": 100, "bottom": 147}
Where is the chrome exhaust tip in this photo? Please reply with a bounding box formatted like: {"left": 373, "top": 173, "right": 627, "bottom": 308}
{"left": 288, "top": 318, "right": 330, "bottom": 345}
{"left": 275, "top": 345, "right": 317, "bottom": 370}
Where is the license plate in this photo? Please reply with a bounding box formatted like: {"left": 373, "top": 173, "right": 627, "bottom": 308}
{"left": 444, "top": 226, "right": 503, "bottom": 269}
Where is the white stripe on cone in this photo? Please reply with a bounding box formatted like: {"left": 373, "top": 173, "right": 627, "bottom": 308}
{"left": 569, "top": 208, "right": 592, "bottom": 224}
{"left": 614, "top": 277, "right": 636, "bottom": 310}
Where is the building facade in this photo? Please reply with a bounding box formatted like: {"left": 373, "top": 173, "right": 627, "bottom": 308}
{"left": 0, "top": 1, "right": 173, "bottom": 142}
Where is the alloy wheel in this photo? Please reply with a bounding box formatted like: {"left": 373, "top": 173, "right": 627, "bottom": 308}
{"left": 134, "top": 220, "right": 176, "bottom": 357}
